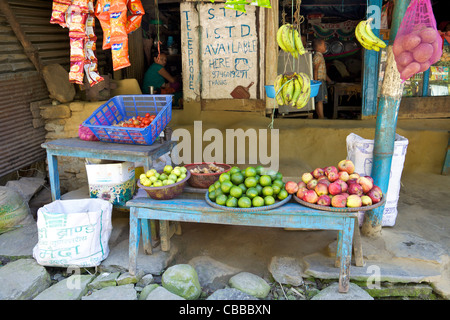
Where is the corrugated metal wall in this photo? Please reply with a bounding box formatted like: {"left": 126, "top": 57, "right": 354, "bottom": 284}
{"left": 0, "top": 0, "right": 106, "bottom": 178}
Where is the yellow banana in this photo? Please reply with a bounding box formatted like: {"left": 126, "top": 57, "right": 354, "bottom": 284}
{"left": 364, "top": 18, "right": 386, "bottom": 48}
{"left": 274, "top": 74, "right": 285, "bottom": 106}
{"left": 295, "top": 87, "right": 309, "bottom": 109}
{"left": 281, "top": 24, "right": 296, "bottom": 54}
{"left": 357, "top": 20, "right": 379, "bottom": 47}
{"left": 299, "top": 72, "right": 311, "bottom": 93}
{"left": 293, "top": 29, "right": 306, "bottom": 56}
{"left": 355, "top": 23, "right": 374, "bottom": 50}
{"left": 290, "top": 77, "right": 302, "bottom": 107}
{"left": 282, "top": 76, "right": 295, "bottom": 103}
{"left": 276, "top": 25, "right": 289, "bottom": 53}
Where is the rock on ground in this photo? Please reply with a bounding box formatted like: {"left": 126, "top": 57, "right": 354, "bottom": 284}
{"left": 0, "top": 259, "right": 51, "bottom": 300}
{"left": 162, "top": 264, "right": 202, "bottom": 300}
{"left": 42, "top": 64, "right": 75, "bottom": 103}
{"left": 206, "top": 288, "right": 258, "bottom": 300}
{"left": 82, "top": 284, "right": 137, "bottom": 300}
{"left": 269, "top": 256, "right": 304, "bottom": 286}
{"left": 34, "top": 274, "right": 95, "bottom": 300}
{"left": 189, "top": 255, "right": 240, "bottom": 291}
{"left": 228, "top": 272, "right": 271, "bottom": 299}
{"left": 146, "top": 286, "right": 185, "bottom": 300}
{"left": 311, "top": 282, "right": 373, "bottom": 300}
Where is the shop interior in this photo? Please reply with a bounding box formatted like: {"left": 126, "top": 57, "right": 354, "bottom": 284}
{"left": 133, "top": 0, "right": 448, "bottom": 118}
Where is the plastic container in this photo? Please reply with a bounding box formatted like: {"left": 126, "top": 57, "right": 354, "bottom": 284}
{"left": 265, "top": 80, "right": 322, "bottom": 99}
{"left": 310, "top": 80, "right": 322, "bottom": 98}
{"left": 83, "top": 95, "right": 172, "bottom": 145}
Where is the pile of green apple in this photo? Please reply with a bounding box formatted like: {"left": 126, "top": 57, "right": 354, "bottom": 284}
{"left": 139, "top": 165, "right": 188, "bottom": 187}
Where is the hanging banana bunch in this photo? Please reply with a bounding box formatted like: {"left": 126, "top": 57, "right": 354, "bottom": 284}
{"left": 274, "top": 72, "right": 311, "bottom": 109}
{"left": 276, "top": 23, "right": 306, "bottom": 58}
{"left": 354, "top": 18, "right": 386, "bottom": 51}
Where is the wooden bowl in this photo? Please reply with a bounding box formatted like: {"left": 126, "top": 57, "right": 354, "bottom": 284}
{"left": 137, "top": 170, "right": 191, "bottom": 200}
{"left": 184, "top": 163, "right": 231, "bottom": 189}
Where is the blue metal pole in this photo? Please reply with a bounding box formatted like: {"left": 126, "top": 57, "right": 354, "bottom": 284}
{"left": 362, "top": 0, "right": 382, "bottom": 118}
{"left": 362, "top": 0, "right": 410, "bottom": 236}
{"left": 422, "top": 68, "right": 430, "bottom": 97}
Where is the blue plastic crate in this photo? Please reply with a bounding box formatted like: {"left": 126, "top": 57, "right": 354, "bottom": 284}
{"left": 83, "top": 95, "right": 172, "bottom": 145}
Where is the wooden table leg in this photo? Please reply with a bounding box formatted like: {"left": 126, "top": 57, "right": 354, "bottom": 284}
{"left": 129, "top": 207, "right": 141, "bottom": 275}
{"left": 338, "top": 217, "right": 355, "bottom": 293}
{"left": 335, "top": 230, "right": 342, "bottom": 268}
{"left": 353, "top": 217, "right": 364, "bottom": 267}
{"left": 160, "top": 220, "right": 170, "bottom": 251}
{"left": 141, "top": 219, "right": 152, "bottom": 255}
{"left": 46, "top": 152, "right": 61, "bottom": 201}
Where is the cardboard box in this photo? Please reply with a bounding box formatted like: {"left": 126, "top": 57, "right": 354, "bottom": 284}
{"left": 85, "top": 161, "right": 136, "bottom": 206}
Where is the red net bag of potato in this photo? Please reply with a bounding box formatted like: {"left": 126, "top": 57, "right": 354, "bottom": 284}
{"left": 95, "top": 0, "right": 112, "bottom": 49}
{"left": 50, "top": 0, "right": 71, "bottom": 27}
{"left": 393, "top": 0, "right": 443, "bottom": 80}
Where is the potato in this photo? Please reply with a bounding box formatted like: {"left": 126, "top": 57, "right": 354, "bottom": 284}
{"left": 413, "top": 43, "right": 434, "bottom": 63}
{"left": 400, "top": 62, "right": 421, "bottom": 80}
{"left": 419, "top": 27, "right": 438, "bottom": 43}
{"left": 429, "top": 40, "right": 443, "bottom": 64}
{"left": 419, "top": 61, "right": 431, "bottom": 73}
{"left": 402, "top": 33, "right": 421, "bottom": 51}
{"left": 396, "top": 51, "right": 414, "bottom": 67}
{"left": 393, "top": 36, "right": 404, "bottom": 56}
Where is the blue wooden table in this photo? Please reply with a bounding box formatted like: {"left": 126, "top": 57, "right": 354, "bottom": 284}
{"left": 126, "top": 193, "right": 363, "bottom": 293}
{"left": 41, "top": 137, "right": 176, "bottom": 201}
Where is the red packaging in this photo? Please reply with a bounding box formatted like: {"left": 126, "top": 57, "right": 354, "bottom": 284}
{"left": 70, "top": 37, "right": 85, "bottom": 62}
{"left": 110, "top": 10, "right": 128, "bottom": 42}
{"left": 69, "top": 60, "right": 85, "bottom": 84}
{"left": 110, "top": 0, "right": 127, "bottom": 12}
{"left": 126, "top": 0, "right": 145, "bottom": 34}
{"left": 95, "top": 0, "right": 112, "bottom": 49}
{"left": 68, "top": 11, "right": 88, "bottom": 38}
{"left": 50, "top": 1, "right": 71, "bottom": 27}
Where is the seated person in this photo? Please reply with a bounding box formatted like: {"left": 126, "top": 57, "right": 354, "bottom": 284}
{"left": 142, "top": 52, "right": 182, "bottom": 107}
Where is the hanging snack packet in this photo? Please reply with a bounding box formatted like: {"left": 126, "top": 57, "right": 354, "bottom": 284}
{"left": 95, "top": 0, "right": 112, "bottom": 49}
{"left": 70, "top": 37, "right": 85, "bottom": 62}
{"left": 110, "top": 11, "right": 128, "bottom": 42}
{"left": 69, "top": 60, "right": 85, "bottom": 84}
{"left": 50, "top": 0, "right": 71, "bottom": 27}
{"left": 126, "top": 0, "right": 145, "bottom": 34}
{"left": 84, "top": 61, "right": 104, "bottom": 86}
{"left": 68, "top": 11, "right": 88, "bottom": 38}
{"left": 111, "top": 40, "right": 131, "bottom": 71}
{"left": 71, "top": 0, "right": 89, "bottom": 13}
{"left": 110, "top": 0, "right": 128, "bottom": 12}
{"left": 86, "top": 14, "right": 96, "bottom": 39}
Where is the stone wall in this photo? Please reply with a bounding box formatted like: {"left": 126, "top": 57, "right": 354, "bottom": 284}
{"left": 40, "top": 100, "right": 103, "bottom": 193}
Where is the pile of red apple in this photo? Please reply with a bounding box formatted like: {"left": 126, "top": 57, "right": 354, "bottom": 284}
{"left": 285, "top": 159, "right": 383, "bottom": 208}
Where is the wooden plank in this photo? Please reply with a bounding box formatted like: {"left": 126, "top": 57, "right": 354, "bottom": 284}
{"left": 201, "top": 98, "right": 265, "bottom": 113}
{"left": 398, "top": 96, "right": 450, "bottom": 119}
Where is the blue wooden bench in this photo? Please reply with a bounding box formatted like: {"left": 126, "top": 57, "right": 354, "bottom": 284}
{"left": 127, "top": 193, "right": 364, "bottom": 293}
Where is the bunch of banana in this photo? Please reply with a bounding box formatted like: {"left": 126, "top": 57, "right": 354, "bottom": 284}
{"left": 273, "top": 72, "right": 311, "bottom": 109}
{"left": 277, "top": 23, "right": 306, "bottom": 58}
{"left": 355, "top": 18, "right": 386, "bottom": 52}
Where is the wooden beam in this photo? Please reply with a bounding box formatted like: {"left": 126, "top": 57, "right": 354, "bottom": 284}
{"left": 0, "top": 0, "right": 43, "bottom": 75}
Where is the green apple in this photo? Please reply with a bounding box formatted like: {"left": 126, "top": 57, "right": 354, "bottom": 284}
{"left": 159, "top": 173, "right": 168, "bottom": 181}
{"left": 172, "top": 168, "right": 181, "bottom": 177}
{"left": 180, "top": 173, "right": 186, "bottom": 180}
{"left": 167, "top": 179, "right": 176, "bottom": 185}
{"left": 180, "top": 167, "right": 187, "bottom": 174}
{"left": 142, "top": 179, "right": 152, "bottom": 187}
{"left": 162, "top": 179, "right": 169, "bottom": 186}
{"left": 153, "top": 180, "right": 163, "bottom": 187}
{"left": 169, "top": 173, "right": 178, "bottom": 181}
{"left": 140, "top": 173, "right": 147, "bottom": 180}
{"left": 149, "top": 176, "right": 158, "bottom": 183}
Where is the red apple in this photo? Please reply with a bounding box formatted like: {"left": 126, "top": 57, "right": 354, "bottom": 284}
{"left": 296, "top": 187, "right": 308, "bottom": 199}
{"left": 317, "top": 195, "right": 331, "bottom": 206}
{"left": 315, "top": 183, "right": 328, "bottom": 196}
{"left": 371, "top": 185, "right": 382, "bottom": 194}
{"left": 312, "top": 167, "right": 325, "bottom": 179}
{"left": 346, "top": 194, "right": 362, "bottom": 208}
{"left": 331, "top": 194, "right": 347, "bottom": 207}
{"left": 340, "top": 192, "right": 350, "bottom": 199}
{"left": 324, "top": 166, "right": 338, "bottom": 177}
{"left": 317, "top": 179, "right": 331, "bottom": 187}
{"left": 367, "top": 187, "right": 382, "bottom": 204}
{"left": 285, "top": 181, "right": 299, "bottom": 194}
{"left": 364, "top": 176, "right": 374, "bottom": 184}
{"left": 303, "top": 190, "right": 319, "bottom": 204}
{"left": 335, "top": 179, "right": 348, "bottom": 193}
{"left": 337, "top": 159, "right": 355, "bottom": 174}
{"left": 317, "top": 175, "right": 328, "bottom": 181}
{"left": 307, "top": 179, "right": 318, "bottom": 190}
{"left": 348, "top": 183, "right": 363, "bottom": 196}
{"left": 327, "top": 171, "right": 339, "bottom": 182}
{"left": 357, "top": 176, "right": 373, "bottom": 194}
{"left": 361, "top": 195, "right": 373, "bottom": 206}
{"left": 328, "top": 181, "right": 342, "bottom": 195}
{"left": 348, "top": 173, "right": 360, "bottom": 180}
{"left": 302, "top": 172, "right": 313, "bottom": 184}
{"left": 297, "top": 181, "right": 307, "bottom": 189}
{"left": 338, "top": 171, "right": 350, "bottom": 182}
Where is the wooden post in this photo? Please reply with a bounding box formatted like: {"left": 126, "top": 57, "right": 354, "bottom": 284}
{"left": 0, "top": 0, "right": 43, "bottom": 75}
{"left": 361, "top": 0, "right": 410, "bottom": 237}
{"left": 265, "top": 0, "right": 278, "bottom": 113}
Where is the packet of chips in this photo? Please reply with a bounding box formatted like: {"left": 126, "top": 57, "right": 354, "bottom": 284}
{"left": 126, "top": 0, "right": 145, "bottom": 34}
{"left": 111, "top": 40, "right": 131, "bottom": 71}
{"left": 95, "top": 0, "right": 112, "bottom": 49}
{"left": 68, "top": 11, "right": 88, "bottom": 38}
{"left": 69, "top": 60, "right": 85, "bottom": 84}
{"left": 50, "top": 0, "right": 71, "bottom": 27}
{"left": 110, "top": 10, "right": 128, "bottom": 42}
{"left": 70, "top": 37, "right": 85, "bottom": 62}
{"left": 71, "top": 0, "right": 89, "bottom": 13}
{"left": 110, "top": 0, "right": 127, "bottom": 12}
